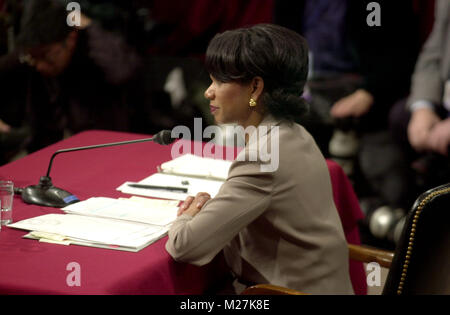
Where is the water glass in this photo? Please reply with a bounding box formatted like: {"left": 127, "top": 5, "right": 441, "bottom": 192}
{"left": 0, "top": 180, "right": 14, "bottom": 226}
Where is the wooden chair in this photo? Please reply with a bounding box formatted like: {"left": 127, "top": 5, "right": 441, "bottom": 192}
{"left": 242, "top": 183, "right": 450, "bottom": 295}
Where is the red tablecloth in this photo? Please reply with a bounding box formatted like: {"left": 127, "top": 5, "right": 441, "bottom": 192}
{"left": 0, "top": 130, "right": 366, "bottom": 295}
{"left": 0, "top": 130, "right": 227, "bottom": 294}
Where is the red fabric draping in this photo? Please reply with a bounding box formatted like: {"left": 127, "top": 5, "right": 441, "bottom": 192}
{"left": 148, "top": 0, "right": 274, "bottom": 56}
{"left": 327, "top": 160, "right": 367, "bottom": 295}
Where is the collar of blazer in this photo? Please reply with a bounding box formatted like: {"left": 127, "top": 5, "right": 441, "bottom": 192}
{"left": 242, "top": 114, "right": 283, "bottom": 154}
{"left": 244, "top": 114, "right": 282, "bottom": 145}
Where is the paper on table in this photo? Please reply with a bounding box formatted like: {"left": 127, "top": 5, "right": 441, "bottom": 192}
{"left": 121, "top": 196, "right": 180, "bottom": 207}
{"left": 117, "top": 173, "right": 225, "bottom": 201}
{"left": 8, "top": 213, "right": 167, "bottom": 251}
{"left": 62, "top": 197, "right": 179, "bottom": 226}
{"left": 159, "top": 154, "right": 232, "bottom": 180}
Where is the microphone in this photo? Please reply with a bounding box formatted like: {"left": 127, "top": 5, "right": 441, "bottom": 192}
{"left": 15, "top": 130, "right": 177, "bottom": 208}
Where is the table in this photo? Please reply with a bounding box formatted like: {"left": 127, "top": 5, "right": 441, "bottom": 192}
{"left": 0, "top": 130, "right": 366, "bottom": 295}
{"left": 0, "top": 130, "right": 227, "bottom": 294}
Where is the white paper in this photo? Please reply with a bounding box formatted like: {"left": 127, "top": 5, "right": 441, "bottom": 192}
{"left": 62, "top": 197, "right": 178, "bottom": 226}
{"left": 160, "top": 154, "right": 232, "bottom": 180}
{"left": 8, "top": 213, "right": 166, "bottom": 250}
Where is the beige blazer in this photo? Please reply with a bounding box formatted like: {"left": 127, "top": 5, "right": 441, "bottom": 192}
{"left": 166, "top": 115, "right": 354, "bottom": 295}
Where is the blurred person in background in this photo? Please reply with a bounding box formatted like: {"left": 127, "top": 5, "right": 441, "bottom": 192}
{"left": 0, "top": 0, "right": 140, "bottom": 159}
{"left": 0, "top": 0, "right": 276, "bottom": 164}
{"left": 389, "top": 0, "right": 450, "bottom": 199}
{"left": 0, "top": 0, "right": 30, "bottom": 164}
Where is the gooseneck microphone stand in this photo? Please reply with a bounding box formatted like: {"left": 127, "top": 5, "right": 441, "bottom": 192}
{"left": 14, "top": 130, "right": 175, "bottom": 208}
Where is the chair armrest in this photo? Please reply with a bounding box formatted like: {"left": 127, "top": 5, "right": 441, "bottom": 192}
{"left": 348, "top": 244, "right": 394, "bottom": 269}
{"left": 241, "top": 284, "right": 307, "bottom": 295}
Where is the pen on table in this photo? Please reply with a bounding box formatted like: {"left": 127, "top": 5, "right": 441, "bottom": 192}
{"left": 127, "top": 183, "right": 188, "bottom": 193}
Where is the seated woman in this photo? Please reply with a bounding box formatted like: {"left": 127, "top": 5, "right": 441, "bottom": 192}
{"left": 165, "top": 24, "right": 354, "bottom": 295}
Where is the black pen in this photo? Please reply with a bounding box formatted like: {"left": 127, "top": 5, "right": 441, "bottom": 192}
{"left": 127, "top": 183, "right": 188, "bottom": 193}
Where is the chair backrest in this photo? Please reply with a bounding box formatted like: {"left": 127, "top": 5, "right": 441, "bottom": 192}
{"left": 383, "top": 183, "right": 450, "bottom": 295}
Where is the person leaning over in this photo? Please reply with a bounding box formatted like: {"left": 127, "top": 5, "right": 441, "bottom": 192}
{"left": 165, "top": 24, "right": 353, "bottom": 295}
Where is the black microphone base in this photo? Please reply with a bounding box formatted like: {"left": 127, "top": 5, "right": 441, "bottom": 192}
{"left": 20, "top": 177, "right": 80, "bottom": 208}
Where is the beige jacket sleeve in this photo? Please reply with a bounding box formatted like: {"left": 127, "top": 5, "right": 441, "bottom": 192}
{"left": 407, "top": 0, "right": 449, "bottom": 108}
{"left": 165, "top": 158, "right": 273, "bottom": 266}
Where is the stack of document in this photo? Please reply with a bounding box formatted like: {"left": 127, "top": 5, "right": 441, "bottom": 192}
{"left": 159, "top": 153, "right": 232, "bottom": 180}
{"left": 117, "top": 154, "right": 232, "bottom": 200}
{"left": 8, "top": 197, "right": 179, "bottom": 252}
{"left": 10, "top": 154, "right": 233, "bottom": 252}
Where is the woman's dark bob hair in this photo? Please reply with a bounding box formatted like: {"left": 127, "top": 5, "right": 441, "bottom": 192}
{"left": 205, "top": 23, "right": 310, "bottom": 122}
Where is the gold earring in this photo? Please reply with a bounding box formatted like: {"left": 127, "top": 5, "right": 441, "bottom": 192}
{"left": 249, "top": 98, "right": 257, "bottom": 107}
